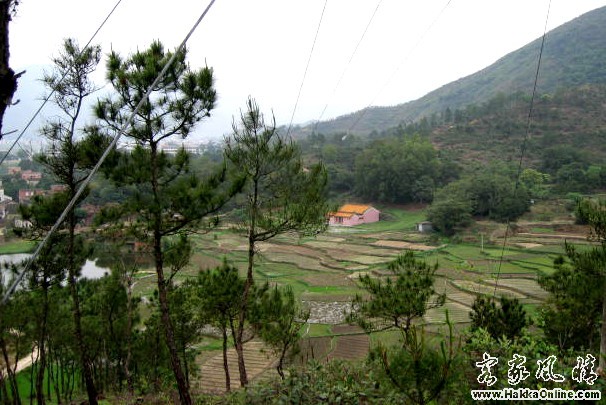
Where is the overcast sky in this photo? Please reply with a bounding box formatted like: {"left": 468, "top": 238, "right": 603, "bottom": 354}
{"left": 4, "top": 0, "right": 606, "bottom": 144}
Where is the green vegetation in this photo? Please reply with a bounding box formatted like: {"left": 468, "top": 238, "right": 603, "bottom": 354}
{"left": 4, "top": 6, "right": 606, "bottom": 402}
{"left": 0, "top": 240, "right": 34, "bottom": 254}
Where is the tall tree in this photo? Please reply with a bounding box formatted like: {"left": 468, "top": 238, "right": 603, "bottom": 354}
{"left": 36, "top": 38, "right": 103, "bottom": 405}
{"left": 469, "top": 295, "right": 530, "bottom": 340}
{"left": 349, "top": 251, "right": 445, "bottom": 336}
{"left": 254, "top": 285, "right": 309, "bottom": 380}
{"left": 0, "top": 0, "right": 20, "bottom": 140}
{"left": 95, "top": 41, "right": 229, "bottom": 405}
{"left": 193, "top": 261, "right": 244, "bottom": 392}
{"left": 349, "top": 252, "right": 454, "bottom": 405}
{"left": 224, "top": 97, "right": 330, "bottom": 386}
{"left": 572, "top": 199, "right": 606, "bottom": 371}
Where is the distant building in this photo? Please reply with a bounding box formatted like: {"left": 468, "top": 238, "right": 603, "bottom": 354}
{"left": 21, "top": 170, "right": 42, "bottom": 185}
{"left": 329, "top": 204, "right": 380, "bottom": 226}
{"left": 160, "top": 141, "right": 202, "bottom": 155}
{"left": 50, "top": 184, "right": 68, "bottom": 194}
{"left": 19, "top": 189, "right": 44, "bottom": 204}
{"left": 416, "top": 221, "right": 433, "bottom": 233}
{"left": 0, "top": 181, "right": 13, "bottom": 219}
{"left": 7, "top": 166, "right": 21, "bottom": 175}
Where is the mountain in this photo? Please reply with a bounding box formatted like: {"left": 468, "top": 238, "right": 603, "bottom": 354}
{"left": 294, "top": 6, "right": 606, "bottom": 137}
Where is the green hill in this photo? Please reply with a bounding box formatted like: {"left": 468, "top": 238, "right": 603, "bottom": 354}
{"left": 294, "top": 6, "right": 606, "bottom": 137}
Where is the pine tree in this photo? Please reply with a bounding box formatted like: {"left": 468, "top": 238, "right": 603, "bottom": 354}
{"left": 225, "top": 97, "right": 330, "bottom": 386}
{"left": 32, "top": 38, "right": 104, "bottom": 405}
{"left": 95, "top": 41, "right": 231, "bottom": 405}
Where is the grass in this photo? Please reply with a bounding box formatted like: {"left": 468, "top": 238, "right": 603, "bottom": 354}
{"left": 0, "top": 239, "right": 35, "bottom": 254}
{"left": 305, "top": 323, "right": 333, "bottom": 337}
{"left": 530, "top": 227, "right": 555, "bottom": 234}
{"left": 355, "top": 208, "right": 426, "bottom": 233}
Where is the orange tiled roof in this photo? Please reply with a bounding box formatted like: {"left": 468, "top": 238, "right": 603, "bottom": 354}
{"left": 329, "top": 204, "right": 376, "bottom": 218}
{"left": 331, "top": 212, "right": 354, "bottom": 218}
{"left": 338, "top": 204, "right": 373, "bottom": 215}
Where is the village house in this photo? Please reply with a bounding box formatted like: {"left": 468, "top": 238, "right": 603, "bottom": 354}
{"left": 19, "top": 189, "right": 44, "bottom": 204}
{"left": 21, "top": 170, "right": 42, "bottom": 185}
{"left": 7, "top": 166, "right": 21, "bottom": 175}
{"left": 328, "top": 204, "right": 380, "bottom": 226}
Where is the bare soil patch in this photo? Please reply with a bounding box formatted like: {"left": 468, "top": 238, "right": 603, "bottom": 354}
{"left": 371, "top": 240, "right": 437, "bottom": 251}
{"left": 328, "top": 334, "right": 369, "bottom": 361}
{"left": 198, "top": 341, "right": 276, "bottom": 394}
{"left": 514, "top": 242, "right": 543, "bottom": 249}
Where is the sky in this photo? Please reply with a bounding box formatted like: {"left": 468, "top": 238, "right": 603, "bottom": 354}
{"left": 3, "top": 0, "right": 606, "bottom": 145}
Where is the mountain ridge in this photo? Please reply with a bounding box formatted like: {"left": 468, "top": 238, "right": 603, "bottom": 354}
{"left": 292, "top": 5, "right": 606, "bottom": 137}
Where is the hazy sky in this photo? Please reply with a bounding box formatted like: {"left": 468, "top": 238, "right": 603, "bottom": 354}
{"left": 4, "top": 0, "right": 606, "bottom": 143}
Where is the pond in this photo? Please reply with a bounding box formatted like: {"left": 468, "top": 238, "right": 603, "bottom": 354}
{"left": 0, "top": 254, "right": 110, "bottom": 280}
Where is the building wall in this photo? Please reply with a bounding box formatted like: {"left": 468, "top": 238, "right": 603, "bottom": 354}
{"left": 330, "top": 208, "right": 380, "bottom": 226}
{"left": 363, "top": 208, "right": 380, "bottom": 224}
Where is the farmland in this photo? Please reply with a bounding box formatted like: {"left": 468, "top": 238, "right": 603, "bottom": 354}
{"left": 158, "top": 202, "right": 594, "bottom": 391}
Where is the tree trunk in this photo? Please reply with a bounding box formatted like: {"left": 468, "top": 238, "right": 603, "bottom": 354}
{"left": 67, "top": 209, "right": 98, "bottom": 405}
{"left": 221, "top": 323, "right": 230, "bottom": 392}
{"left": 234, "top": 231, "right": 255, "bottom": 387}
{"left": 35, "top": 280, "right": 49, "bottom": 405}
{"left": 599, "top": 281, "right": 606, "bottom": 373}
{"left": 0, "top": 336, "right": 20, "bottom": 405}
{"left": 124, "top": 277, "right": 134, "bottom": 394}
{"left": 150, "top": 144, "right": 192, "bottom": 405}
{"left": 0, "top": 0, "right": 18, "bottom": 140}
{"left": 235, "top": 177, "right": 259, "bottom": 388}
{"left": 154, "top": 236, "right": 191, "bottom": 405}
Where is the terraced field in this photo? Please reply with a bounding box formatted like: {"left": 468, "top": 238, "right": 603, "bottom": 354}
{"left": 176, "top": 206, "right": 595, "bottom": 392}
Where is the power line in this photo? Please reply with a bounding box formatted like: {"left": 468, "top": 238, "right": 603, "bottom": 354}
{"left": 286, "top": 0, "right": 328, "bottom": 138}
{"left": 347, "top": 0, "right": 453, "bottom": 134}
{"left": 313, "top": 0, "right": 383, "bottom": 133}
{"left": 1, "top": 0, "right": 218, "bottom": 305}
{"left": 0, "top": 0, "right": 124, "bottom": 167}
{"left": 492, "top": 0, "right": 552, "bottom": 298}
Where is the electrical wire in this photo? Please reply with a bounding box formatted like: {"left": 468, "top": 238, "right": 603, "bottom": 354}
{"left": 0, "top": 0, "right": 124, "bottom": 167}
{"left": 286, "top": 0, "right": 328, "bottom": 138}
{"left": 492, "top": 0, "right": 552, "bottom": 298}
{"left": 346, "top": 0, "right": 453, "bottom": 134}
{"left": 313, "top": 0, "right": 383, "bottom": 133}
{"left": 1, "top": 0, "right": 218, "bottom": 304}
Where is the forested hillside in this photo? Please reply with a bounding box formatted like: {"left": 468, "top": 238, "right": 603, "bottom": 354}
{"left": 294, "top": 6, "right": 606, "bottom": 137}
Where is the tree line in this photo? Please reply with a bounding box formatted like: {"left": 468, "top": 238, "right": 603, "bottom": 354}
{"left": 1, "top": 38, "right": 329, "bottom": 405}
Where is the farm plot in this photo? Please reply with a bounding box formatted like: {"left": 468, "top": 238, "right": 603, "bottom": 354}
{"left": 481, "top": 278, "right": 548, "bottom": 301}
{"left": 295, "top": 336, "right": 333, "bottom": 365}
{"left": 328, "top": 334, "right": 369, "bottom": 361}
{"left": 371, "top": 240, "right": 437, "bottom": 251}
{"left": 304, "top": 240, "right": 400, "bottom": 257}
{"left": 451, "top": 280, "right": 526, "bottom": 300}
{"left": 258, "top": 252, "right": 332, "bottom": 272}
{"left": 424, "top": 301, "right": 472, "bottom": 324}
{"left": 198, "top": 341, "right": 276, "bottom": 394}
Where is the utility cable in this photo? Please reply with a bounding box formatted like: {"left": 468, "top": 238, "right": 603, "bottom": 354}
{"left": 347, "top": 0, "right": 453, "bottom": 134}
{"left": 0, "top": 0, "right": 124, "bottom": 167}
{"left": 286, "top": 0, "right": 328, "bottom": 137}
{"left": 492, "top": 0, "right": 551, "bottom": 298}
{"left": 313, "top": 0, "right": 383, "bottom": 133}
{"left": 2, "top": 0, "right": 218, "bottom": 304}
